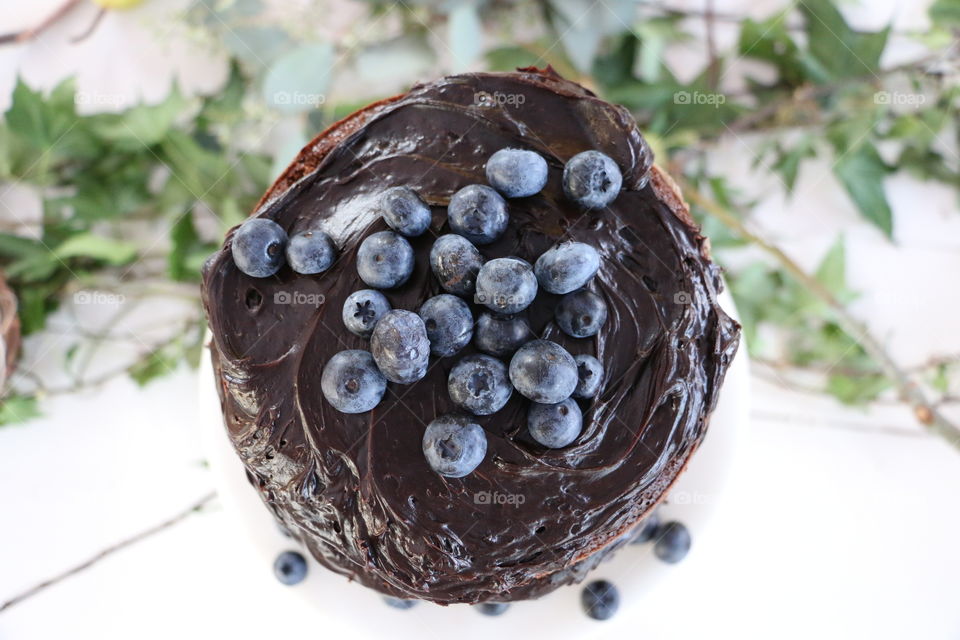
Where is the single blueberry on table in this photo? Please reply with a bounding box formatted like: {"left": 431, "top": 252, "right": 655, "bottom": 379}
{"left": 418, "top": 294, "right": 474, "bottom": 357}
{"left": 508, "top": 339, "right": 578, "bottom": 404}
{"left": 273, "top": 550, "right": 307, "bottom": 586}
{"left": 381, "top": 186, "right": 432, "bottom": 237}
{"left": 285, "top": 229, "right": 336, "bottom": 274}
{"left": 475, "top": 257, "right": 538, "bottom": 314}
{"left": 448, "top": 184, "right": 509, "bottom": 245}
{"left": 653, "top": 521, "right": 691, "bottom": 564}
{"left": 581, "top": 580, "right": 620, "bottom": 621}
{"left": 342, "top": 289, "right": 391, "bottom": 338}
{"left": 630, "top": 510, "right": 661, "bottom": 545}
{"left": 429, "top": 234, "right": 484, "bottom": 296}
{"left": 356, "top": 231, "right": 415, "bottom": 289}
{"left": 556, "top": 289, "right": 608, "bottom": 338}
{"left": 232, "top": 218, "right": 287, "bottom": 278}
{"left": 485, "top": 148, "right": 548, "bottom": 198}
{"left": 477, "top": 602, "right": 510, "bottom": 617}
{"left": 321, "top": 350, "right": 387, "bottom": 413}
{"left": 534, "top": 241, "right": 601, "bottom": 295}
{"left": 383, "top": 596, "right": 418, "bottom": 610}
{"left": 563, "top": 150, "right": 623, "bottom": 209}
{"left": 422, "top": 414, "right": 488, "bottom": 478}
{"left": 448, "top": 354, "right": 512, "bottom": 416}
{"left": 474, "top": 312, "right": 532, "bottom": 358}
{"left": 528, "top": 398, "right": 582, "bottom": 448}
{"left": 572, "top": 354, "right": 603, "bottom": 399}
{"left": 370, "top": 310, "right": 431, "bottom": 384}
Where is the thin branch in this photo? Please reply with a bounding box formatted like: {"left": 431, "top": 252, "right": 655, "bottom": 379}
{"left": 0, "top": 492, "right": 217, "bottom": 613}
{"left": 681, "top": 180, "right": 960, "bottom": 452}
{"left": 0, "top": 0, "right": 85, "bottom": 45}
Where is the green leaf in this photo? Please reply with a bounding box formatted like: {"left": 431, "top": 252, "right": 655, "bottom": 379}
{"left": 262, "top": 43, "right": 334, "bottom": 113}
{"left": 832, "top": 142, "right": 893, "bottom": 238}
{"left": 826, "top": 372, "right": 890, "bottom": 404}
{"left": 128, "top": 348, "right": 179, "bottom": 386}
{"left": 738, "top": 13, "right": 806, "bottom": 86}
{"left": 771, "top": 136, "right": 815, "bottom": 193}
{"left": 798, "top": 0, "right": 889, "bottom": 81}
{"left": 54, "top": 234, "right": 138, "bottom": 266}
{"left": 930, "top": 0, "right": 960, "bottom": 26}
{"left": 5, "top": 77, "right": 78, "bottom": 149}
{"left": 485, "top": 46, "right": 541, "bottom": 71}
{"left": 90, "top": 87, "right": 186, "bottom": 149}
{"left": 0, "top": 394, "right": 41, "bottom": 427}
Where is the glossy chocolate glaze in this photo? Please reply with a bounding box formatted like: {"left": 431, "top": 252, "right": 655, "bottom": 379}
{"left": 201, "top": 69, "right": 740, "bottom": 604}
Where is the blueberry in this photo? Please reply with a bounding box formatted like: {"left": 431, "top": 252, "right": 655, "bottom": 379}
{"left": 474, "top": 312, "right": 532, "bottom": 357}
{"left": 357, "top": 231, "right": 414, "bottom": 289}
{"left": 448, "top": 184, "right": 508, "bottom": 245}
{"left": 485, "top": 148, "right": 548, "bottom": 198}
{"left": 381, "top": 186, "right": 432, "bottom": 237}
{"left": 572, "top": 354, "right": 603, "bottom": 399}
{"left": 581, "top": 580, "right": 619, "bottom": 621}
{"left": 422, "top": 414, "right": 487, "bottom": 478}
{"left": 477, "top": 602, "right": 510, "bottom": 616}
{"left": 273, "top": 550, "right": 307, "bottom": 585}
{"left": 556, "top": 289, "right": 607, "bottom": 338}
{"left": 563, "top": 151, "right": 623, "bottom": 209}
{"left": 534, "top": 241, "right": 601, "bottom": 295}
{"left": 448, "top": 354, "right": 512, "bottom": 416}
{"left": 508, "top": 340, "right": 578, "bottom": 404}
{"left": 370, "top": 310, "right": 430, "bottom": 384}
{"left": 528, "top": 398, "right": 582, "bottom": 448}
{"left": 321, "top": 350, "right": 387, "bottom": 413}
{"left": 630, "top": 510, "right": 661, "bottom": 545}
{"left": 475, "top": 257, "right": 537, "bottom": 314}
{"left": 383, "top": 596, "right": 418, "bottom": 610}
{"left": 429, "top": 234, "right": 483, "bottom": 296}
{"left": 418, "top": 294, "right": 473, "bottom": 357}
{"left": 653, "top": 521, "right": 691, "bottom": 564}
{"left": 232, "top": 218, "right": 287, "bottom": 277}
{"left": 285, "top": 229, "right": 336, "bottom": 274}
{"left": 342, "top": 289, "right": 391, "bottom": 338}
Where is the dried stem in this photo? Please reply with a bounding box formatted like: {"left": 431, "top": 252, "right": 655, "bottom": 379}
{"left": 682, "top": 181, "right": 960, "bottom": 452}
{"left": 0, "top": 492, "right": 217, "bottom": 613}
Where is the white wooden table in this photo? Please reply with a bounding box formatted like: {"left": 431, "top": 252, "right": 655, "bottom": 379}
{"left": 1, "top": 1, "right": 959, "bottom": 638}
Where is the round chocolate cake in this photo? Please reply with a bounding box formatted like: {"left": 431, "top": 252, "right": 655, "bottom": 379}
{"left": 201, "top": 68, "right": 740, "bottom": 605}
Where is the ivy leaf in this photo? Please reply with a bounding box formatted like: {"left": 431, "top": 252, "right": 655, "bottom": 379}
{"left": 832, "top": 142, "right": 893, "bottom": 238}
{"left": 0, "top": 394, "right": 41, "bottom": 427}
{"left": 128, "top": 348, "right": 179, "bottom": 386}
{"left": 771, "top": 135, "right": 816, "bottom": 193}
{"left": 798, "top": 0, "right": 889, "bottom": 82}
{"left": 738, "top": 12, "right": 806, "bottom": 87}
{"left": 5, "top": 77, "right": 78, "bottom": 150}
{"left": 826, "top": 373, "right": 890, "bottom": 404}
{"left": 90, "top": 86, "right": 186, "bottom": 149}
{"left": 54, "top": 234, "right": 138, "bottom": 266}
{"left": 486, "top": 46, "right": 540, "bottom": 71}
{"left": 930, "top": 0, "right": 960, "bottom": 26}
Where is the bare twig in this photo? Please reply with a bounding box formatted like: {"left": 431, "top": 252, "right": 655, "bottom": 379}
{"left": 682, "top": 181, "right": 960, "bottom": 452}
{"left": 0, "top": 0, "right": 85, "bottom": 45}
{"left": 0, "top": 492, "right": 217, "bottom": 613}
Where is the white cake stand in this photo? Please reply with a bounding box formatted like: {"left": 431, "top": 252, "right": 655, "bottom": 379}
{"left": 198, "top": 289, "right": 749, "bottom": 639}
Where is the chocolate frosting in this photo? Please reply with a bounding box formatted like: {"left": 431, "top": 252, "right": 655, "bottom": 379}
{"left": 201, "top": 69, "right": 740, "bottom": 604}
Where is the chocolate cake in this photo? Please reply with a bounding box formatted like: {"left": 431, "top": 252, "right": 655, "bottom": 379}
{"left": 201, "top": 68, "right": 740, "bottom": 605}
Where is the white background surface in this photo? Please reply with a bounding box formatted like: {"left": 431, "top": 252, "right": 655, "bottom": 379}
{"left": 1, "top": 1, "right": 959, "bottom": 639}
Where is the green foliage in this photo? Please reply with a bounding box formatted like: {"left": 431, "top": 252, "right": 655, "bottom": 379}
{"left": 0, "top": 73, "right": 271, "bottom": 337}
{"left": 0, "top": 394, "right": 41, "bottom": 427}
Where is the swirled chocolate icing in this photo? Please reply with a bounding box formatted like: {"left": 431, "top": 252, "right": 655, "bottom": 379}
{"left": 201, "top": 69, "right": 740, "bottom": 605}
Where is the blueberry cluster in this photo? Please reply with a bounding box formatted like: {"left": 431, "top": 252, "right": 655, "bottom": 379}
{"left": 230, "top": 147, "right": 625, "bottom": 480}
